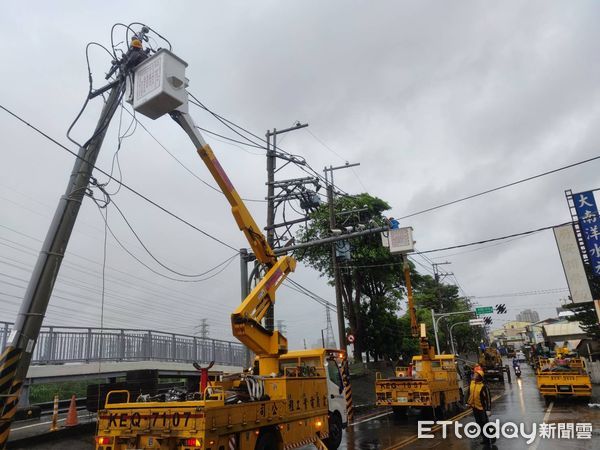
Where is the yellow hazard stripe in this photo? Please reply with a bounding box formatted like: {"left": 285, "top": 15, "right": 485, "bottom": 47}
{"left": 0, "top": 347, "right": 23, "bottom": 448}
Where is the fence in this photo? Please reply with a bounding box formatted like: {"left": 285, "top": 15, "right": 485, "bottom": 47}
{"left": 0, "top": 322, "right": 246, "bottom": 367}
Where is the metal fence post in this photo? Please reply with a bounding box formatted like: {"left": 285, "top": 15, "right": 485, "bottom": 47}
{"left": 193, "top": 337, "right": 197, "bottom": 362}
{"left": 120, "top": 329, "right": 125, "bottom": 361}
{"left": 171, "top": 334, "right": 176, "bottom": 362}
{"left": 147, "top": 331, "right": 153, "bottom": 360}
{"left": 212, "top": 339, "right": 216, "bottom": 363}
{"left": 1, "top": 322, "right": 8, "bottom": 349}
{"left": 228, "top": 342, "right": 232, "bottom": 365}
{"left": 85, "top": 328, "right": 92, "bottom": 363}
{"left": 48, "top": 327, "right": 55, "bottom": 364}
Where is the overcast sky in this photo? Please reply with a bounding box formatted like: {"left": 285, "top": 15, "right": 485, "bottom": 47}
{"left": 1, "top": 1, "right": 599, "bottom": 349}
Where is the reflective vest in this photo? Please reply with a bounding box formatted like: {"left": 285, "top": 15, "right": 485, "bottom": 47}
{"left": 468, "top": 381, "right": 485, "bottom": 410}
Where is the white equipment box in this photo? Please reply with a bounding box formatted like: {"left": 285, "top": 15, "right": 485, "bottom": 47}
{"left": 384, "top": 227, "right": 415, "bottom": 254}
{"left": 133, "top": 49, "right": 188, "bottom": 119}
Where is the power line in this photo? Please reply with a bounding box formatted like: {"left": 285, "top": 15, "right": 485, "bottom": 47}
{"left": 283, "top": 279, "right": 337, "bottom": 311}
{"left": 187, "top": 94, "right": 352, "bottom": 197}
{"left": 120, "top": 108, "right": 266, "bottom": 202}
{"left": 0, "top": 103, "right": 239, "bottom": 252}
{"left": 399, "top": 154, "right": 600, "bottom": 220}
{"left": 416, "top": 221, "right": 570, "bottom": 254}
{"left": 0, "top": 234, "right": 237, "bottom": 319}
{"left": 109, "top": 199, "right": 237, "bottom": 278}
{"left": 94, "top": 204, "right": 237, "bottom": 283}
{"left": 305, "top": 128, "right": 368, "bottom": 192}
{"left": 470, "top": 288, "right": 569, "bottom": 299}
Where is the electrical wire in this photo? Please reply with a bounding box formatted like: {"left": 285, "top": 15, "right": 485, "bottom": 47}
{"left": 398, "top": 154, "right": 600, "bottom": 220}
{"left": 120, "top": 108, "right": 266, "bottom": 202}
{"left": 109, "top": 198, "right": 235, "bottom": 278}
{"left": 0, "top": 103, "right": 240, "bottom": 252}
{"left": 0, "top": 227, "right": 237, "bottom": 314}
{"left": 284, "top": 279, "right": 337, "bottom": 311}
{"left": 416, "top": 221, "right": 572, "bottom": 255}
{"left": 94, "top": 204, "right": 238, "bottom": 282}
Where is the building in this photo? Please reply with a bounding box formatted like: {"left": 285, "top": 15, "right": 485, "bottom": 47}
{"left": 516, "top": 309, "right": 539, "bottom": 323}
{"left": 542, "top": 321, "right": 588, "bottom": 349}
{"left": 490, "top": 321, "right": 531, "bottom": 348}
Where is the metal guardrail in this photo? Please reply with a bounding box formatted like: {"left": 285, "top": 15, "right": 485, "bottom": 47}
{"left": 0, "top": 322, "right": 246, "bottom": 367}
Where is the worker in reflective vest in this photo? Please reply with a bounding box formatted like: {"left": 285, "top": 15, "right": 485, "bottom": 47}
{"left": 467, "top": 366, "right": 493, "bottom": 446}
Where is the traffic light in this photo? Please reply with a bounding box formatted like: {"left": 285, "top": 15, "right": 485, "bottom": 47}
{"left": 495, "top": 304, "right": 507, "bottom": 314}
{"left": 484, "top": 316, "right": 493, "bottom": 325}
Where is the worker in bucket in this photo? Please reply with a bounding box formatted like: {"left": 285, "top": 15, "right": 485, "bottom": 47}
{"left": 467, "top": 366, "right": 494, "bottom": 446}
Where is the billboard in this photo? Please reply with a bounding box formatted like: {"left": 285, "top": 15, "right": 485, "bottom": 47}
{"left": 572, "top": 190, "right": 600, "bottom": 276}
{"left": 553, "top": 223, "right": 593, "bottom": 304}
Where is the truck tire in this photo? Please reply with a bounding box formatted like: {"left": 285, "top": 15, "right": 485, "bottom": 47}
{"left": 255, "top": 431, "right": 277, "bottom": 450}
{"left": 324, "top": 412, "right": 343, "bottom": 450}
{"left": 435, "top": 393, "right": 447, "bottom": 419}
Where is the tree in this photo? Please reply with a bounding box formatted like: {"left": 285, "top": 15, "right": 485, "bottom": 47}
{"left": 296, "top": 193, "right": 410, "bottom": 361}
{"left": 564, "top": 301, "right": 600, "bottom": 340}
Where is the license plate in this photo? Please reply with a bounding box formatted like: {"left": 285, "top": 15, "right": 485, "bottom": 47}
{"left": 397, "top": 397, "right": 407, "bottom": 402}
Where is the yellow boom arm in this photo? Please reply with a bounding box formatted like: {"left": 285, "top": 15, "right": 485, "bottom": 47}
{"left": 171, "top": 110, "right": 296, "bottom": 373}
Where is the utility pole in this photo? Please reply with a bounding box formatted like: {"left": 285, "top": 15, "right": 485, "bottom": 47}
{"left": 324, "top": 162, "right": 360, "bottom": 353}
{"left": 265, "top": 122, "right": 308, "bottom": 331}
{"left": 0, "top": 84, "right": 125, "bottom": 446}
{"left": 432, "top": 261, "right": 452, "bottom": 312}
{"left": 239, "top": 248, "right": 254, "bottom": 367}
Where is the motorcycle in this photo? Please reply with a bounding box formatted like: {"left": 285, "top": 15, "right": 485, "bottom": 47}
{"left": 514, "top": 364, "right": 522, "bottom": 378}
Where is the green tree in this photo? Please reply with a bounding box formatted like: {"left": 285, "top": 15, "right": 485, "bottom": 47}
{"left": 296, "top": 193, "right": 409, "bottom": 361}
{"left": 564, "top": 301, "right": 600, "bottom": 339}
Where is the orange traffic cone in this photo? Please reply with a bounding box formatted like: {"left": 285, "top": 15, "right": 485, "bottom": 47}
{"left": 65, "top": 394, "right": 79, "bottom": 427}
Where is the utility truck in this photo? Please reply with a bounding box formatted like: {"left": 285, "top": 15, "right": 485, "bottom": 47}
{"left": 90, "top": 27, "right": 350, "bottom": 450}
{"left": 536, "top": 356, "right": 592, "bottom": 402}
{"left": 374, "top": 237, "right": 463, "bottom": 418}
{"left": 478, "top": 346, "right": 511, "bottom": 383}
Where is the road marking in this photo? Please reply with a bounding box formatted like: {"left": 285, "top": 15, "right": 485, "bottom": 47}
{"left": 351, "top": 410, "right": 393, "bottom": 426}
{"left": 528, "top": 401, "right": 553, "bottom": 450}
{"left": 383, "top": 393, "right": 505, "bottom": 450}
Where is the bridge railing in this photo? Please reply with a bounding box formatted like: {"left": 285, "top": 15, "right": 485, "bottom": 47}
{"left": 0, "top": 322, "right": 246, "bottom": 367}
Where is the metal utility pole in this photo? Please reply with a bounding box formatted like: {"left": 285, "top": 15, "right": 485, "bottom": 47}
{"left": 0, "top": 84, "right": 124, "bottom": 445}
{"left": 264, "top": 122, "right": 308, "bottom": 331}
{"left": 324, "top": 162, "right": 360, "bottom": 353}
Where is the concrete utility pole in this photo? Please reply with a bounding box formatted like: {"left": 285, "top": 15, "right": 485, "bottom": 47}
{"left": 324, "top": 162, "right": 360, "bottom": 353}
{"left": 0, "top": 84, "right": 124, "bottom": 446}
{"left": 264, "top": 122, "right": 308, "bottom": 331}
{"left": 239, "top": 248, "right": 253, "bottom": 367}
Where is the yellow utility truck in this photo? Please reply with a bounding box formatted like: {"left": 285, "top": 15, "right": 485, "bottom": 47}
{"left": 94, "top": 29, "right": 348, "bottom": 450}
{"left": 374, "top": 256, "right": 464, "bottom": 418}
{"left": 478, "top": 347, "right": 511, "bottom": 383}
{"left": 536, "top": 357, "right": 592, "bottom": 402}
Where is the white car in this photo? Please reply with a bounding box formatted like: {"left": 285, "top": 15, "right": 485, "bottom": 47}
{"left": 515, "top": 351, "right": 526, "bottom": 362}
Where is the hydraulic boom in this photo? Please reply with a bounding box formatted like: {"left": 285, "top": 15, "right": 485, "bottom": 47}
{"left": 171, "top": 111, "right": 296, "bottom": 375}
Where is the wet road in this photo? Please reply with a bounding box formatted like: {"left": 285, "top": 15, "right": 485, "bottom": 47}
{"left": 341, "top": 362, "right": 599, "bottom": 450}
{"left": 8, "top": 362, "right": 600, "bottom": 449}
